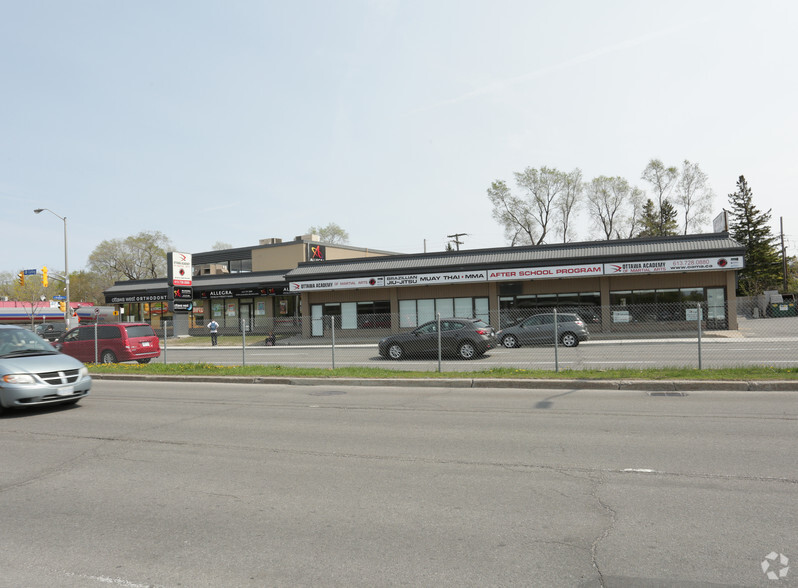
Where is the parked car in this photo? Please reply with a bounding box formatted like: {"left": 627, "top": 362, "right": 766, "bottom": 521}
{"left": 54, "top": 323, "right": 161, "bottom": 364}
{"left": 497, "top": 313, "right": 589, "bottom": 348}
{"left": 35, "top": 323, "right": 67, "bottom": 341}
{"left": 378, "top": 318, "right": 498, "bottom": 360}
{"left": 0, "top": 325, "right": 91, "bottom": 415}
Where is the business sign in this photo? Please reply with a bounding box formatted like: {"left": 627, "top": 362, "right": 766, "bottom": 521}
{"left": 167, "top": 252, "right": 193, "bottom": 286}
{"left": 712, "top": 210, "right": 728, "bottom": 233}
{"left": 487, "top": 264, "right": 603, "bottom": 281}
{"left": 169, "top": 300, "right": 193, "bottom": 313}
{"left": 385, "top": 270, "right": 488, "bottom": 287}
{"left": 108, "top": 293, "right": 168, "bottom": 303}
{"left": 290, "top": 276, "right": 385, "bottom": 292}
{"left": 604, "top": 257, "right": 743, "bottom": 275}
{"left": 171, "top": 287, "right": 193, "bottom": 300}
{"left": 308, "top": 244, "right": 326, "bottom": 262}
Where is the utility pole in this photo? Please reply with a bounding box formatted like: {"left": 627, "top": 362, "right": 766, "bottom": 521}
{"left": 781, "top": 216, "right": 788, "bottom": 292}
{"left": 447, "top": 233, "right": 467, "bottom": 251}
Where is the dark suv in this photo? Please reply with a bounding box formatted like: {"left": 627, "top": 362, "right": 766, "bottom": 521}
{"left": 35, "top": 323, "right": 67, "bottom": 341}
{"left": 55, "top": 323, "right": 161, "bottom": 364}
{"left": 378, "top": 318, "right": 497, "bottom": 360}
{"left": 497, "top": 313, "right": 589, "bottom": 348}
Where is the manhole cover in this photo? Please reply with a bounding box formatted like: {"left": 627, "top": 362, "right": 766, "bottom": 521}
{"left": 308, "top": 390, "right": 347, "bottom": 396}
{"left": 648, "top": 392, "right": 687, "bottom": 397}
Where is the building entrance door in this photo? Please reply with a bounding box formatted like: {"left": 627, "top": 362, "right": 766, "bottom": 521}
{"left": 239, "top": 303, "right": 253, "bottom": 332}
{"left": 706, "top": 288, "right": 727, "bottom": 330}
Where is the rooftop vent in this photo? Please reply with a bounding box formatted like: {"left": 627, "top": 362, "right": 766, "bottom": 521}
{"left": 259, "top": 238, "right": 283, "bottom": 245}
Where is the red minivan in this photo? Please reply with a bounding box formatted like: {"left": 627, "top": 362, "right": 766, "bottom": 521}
{"left": 55, "top": 323, "right": 161, "bottom": 364}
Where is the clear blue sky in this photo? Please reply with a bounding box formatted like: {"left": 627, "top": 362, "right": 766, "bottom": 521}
{"left": 2, "top": 1, "right": 797, "bottom": 275}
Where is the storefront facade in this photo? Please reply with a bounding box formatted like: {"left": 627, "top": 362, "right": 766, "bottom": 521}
{"left": 285, "top": 234, "right": 745, "bottom": 335}
{"left": 104, "top": 233, "right": 746, "bottom": 336}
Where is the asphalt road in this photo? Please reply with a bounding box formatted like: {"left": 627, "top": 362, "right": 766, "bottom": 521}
{"left": 1, "top": 380, "right": 795, "bottom": 587}
{"left": 157, "top": 337, "right": 798, "bottom": 370}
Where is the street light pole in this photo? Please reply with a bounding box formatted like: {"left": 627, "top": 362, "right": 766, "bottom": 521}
{"left": 33, "top": 208, "right": 70, "bottom": 327}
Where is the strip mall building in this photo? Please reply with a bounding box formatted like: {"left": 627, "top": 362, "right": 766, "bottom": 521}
{"left": 104, "top": 232, "right": 745, "bottom": 335}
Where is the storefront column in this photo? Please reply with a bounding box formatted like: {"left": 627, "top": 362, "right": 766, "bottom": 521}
{"left": 488, "top": 281, "right": 499, "bottom": 327}
{"left": 389, "top": 288, "right": 400, "bottom": 333}
{"left": 300, "top": 292, "right": 311, "bottom": 338}
{"left": 726, "top": 272, "right": 738, "bottom": 330}
{"left": 600, "top": 276, "right": 611, "bottom": 333}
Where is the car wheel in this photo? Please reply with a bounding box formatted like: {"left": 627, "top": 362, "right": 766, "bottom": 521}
{"left": 137, "top": 358, "right": 151, "bottom": 364}
{"left": 560, "top": 332, "right": 579, "bottom": 347}
{"left": 387, "top": 344, "right": 404, "bottom": 360}
{"left": 501, "top": 334, "right": 518, "bottom": 349}
{"left": 100, "top": 350, "right": 117, "bottom": 363}
{"left": 458, "top": 342, "right": 477, "bottom": 359}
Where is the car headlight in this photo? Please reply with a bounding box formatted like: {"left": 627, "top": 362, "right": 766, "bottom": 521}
{"left": 79, "top": 366, "right": 89, "bottom": 378}
{"left": 2, "top": 374, "right": 37, "bottom": 385}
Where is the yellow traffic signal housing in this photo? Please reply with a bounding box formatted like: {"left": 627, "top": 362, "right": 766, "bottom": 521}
{"left": 58, "top": 301, "right": 66, "bottom": 312}
{"left": 42, "top": 266, "right": 48, "bottom": 287}
{"left": 17, "top": 271, "right": 24, "bottom": 286}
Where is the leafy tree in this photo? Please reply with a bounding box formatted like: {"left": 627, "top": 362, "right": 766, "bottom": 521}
{"left": 308, "top": 223, "right": 349, "bottom": 244}
{"left": 637, "top": 199, "right": 678, "bottom": 237}
{"left": 87, "top": 231, "right": 173, "bottom": 282}
{"left": 674, "top": 160, "right": 714, "bottom": 234}
{"left": 488, "top": 166, "right": 580, "bottom": 245}
{"left": 727, "top": 175, "right": 781, "bottom": 295}
{"left": 69, "top": 270, "right": 107, "bottom": 306}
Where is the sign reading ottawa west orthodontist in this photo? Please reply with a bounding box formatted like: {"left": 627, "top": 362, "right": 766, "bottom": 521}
{"left": 289, "top": 257, "right": 743, "bottom": 291}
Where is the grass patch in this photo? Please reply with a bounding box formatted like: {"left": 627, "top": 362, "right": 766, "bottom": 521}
{"left": 86, "top": 363, "right": 798, "bottom": 380}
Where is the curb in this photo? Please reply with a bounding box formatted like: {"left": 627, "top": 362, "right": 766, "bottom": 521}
{"left": 88, "top": 373, "right": 798, "bottom": 391}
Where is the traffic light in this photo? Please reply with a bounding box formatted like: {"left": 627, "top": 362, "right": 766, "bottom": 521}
{"left": 41, "top": 266, "right": 48, "bottom": 287}
{"left": 17, "top": 271, "right": 24, "bottom": 286}
{"left": 58, "top": 301, "right": 66, "bottom": 313}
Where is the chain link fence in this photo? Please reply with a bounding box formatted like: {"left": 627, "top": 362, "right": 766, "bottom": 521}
{"left": 154, "top": 302, "right": 798, "bottom": 371}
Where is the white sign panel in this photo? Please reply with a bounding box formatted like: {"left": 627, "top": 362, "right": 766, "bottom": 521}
{"left": 604, "top": 257, "right": 743, "bottom": 275}
{"left": 169, "top": 252, "right": 193, "bottom": 286}
{"left": 290, "top": 277, "right": 385, "bottom": 292}
{"left": 385, "top": 270, "right": 488, "bottom": 287}
{"left": 487, "top": 264, "right": 604, "bottom": 281}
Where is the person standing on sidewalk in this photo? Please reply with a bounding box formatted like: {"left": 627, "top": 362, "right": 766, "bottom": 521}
{"left": 207, "top": 319, "right": 219, "bottom": 346}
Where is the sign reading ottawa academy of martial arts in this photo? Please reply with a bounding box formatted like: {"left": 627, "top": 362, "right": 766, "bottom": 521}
{"left": 167, "top": 252, "right": 193, "bottom": 287}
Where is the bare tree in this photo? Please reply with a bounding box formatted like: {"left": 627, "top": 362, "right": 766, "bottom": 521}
{"left": 616, "top": 186, "right": 646, "bottom": 239}
{"left": 674, "top": 160, "right": 714, "bottom": 234}
{"left": 554, "top": 168, "right": 583, "bottom": 243}
{"left": 585, "top": 176, "right": 633, "bottom": 240}
{"left": 488, "top": 166, "right": 581, "bottom": 246}
{"left": 487, "top": 180, "right": 537, "bottom": 245}
{"left": 641, "top": 159, "right": 679, "bottom": 234}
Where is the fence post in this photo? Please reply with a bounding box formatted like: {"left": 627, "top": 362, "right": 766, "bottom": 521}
{"left": 242, "top": 318, "right": 246, "bottom": 367}
{"left": 437, "top": 313, "right": 442, "bottom": 373}
{"left": 697, "top": 303, "right": 703, "bottom": 370}
{"left": 331, "top": 316, "right": 336, "bottom": 369}
{"left": 163, "top": 320, "right": 167, "bottom": 365}
{"left": 553, "top": 308, "right": 559, "bottom": 373}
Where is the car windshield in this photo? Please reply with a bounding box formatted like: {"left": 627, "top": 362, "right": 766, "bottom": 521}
{"left": 0, "top": 329, "right": 58, "bottom": 357}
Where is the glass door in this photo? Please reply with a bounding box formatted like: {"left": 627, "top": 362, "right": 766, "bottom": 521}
{"left": 706, "top": 288, "right": 727, "bottom": 329}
